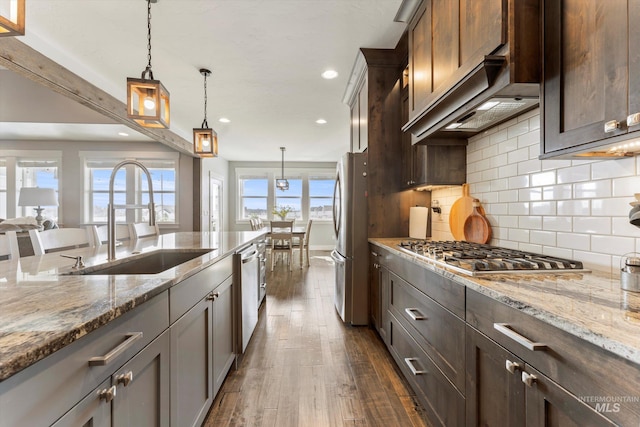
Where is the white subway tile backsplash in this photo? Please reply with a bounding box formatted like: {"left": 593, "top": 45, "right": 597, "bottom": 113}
{"left": 591, "top": 157, "right": 635, "bottom": 180}
{"left": 530, "top": 201, "right": 556, "bottom": 215}
{"left": 432, "top": 111, "right": 640, "bottom": 273}
{"left": 543, "top": 184, "right": 572, "bottom": 200}
{"left": 557, "top": 164, "right": 590, "bottom": 183}
{"left": 531, "top": 171, "right": 556, "bottom": 187}
{"left": 573, "top": 180, "right": 611, "bottom": 199}
{"left": 557, "top": 200, "right": 590, "bottom": 216}
{"left": 557, "top": 232, "right": 590, "bottom": 250}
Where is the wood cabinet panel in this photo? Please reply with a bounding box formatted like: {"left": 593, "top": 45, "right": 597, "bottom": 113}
{"left": 388, "top": 312, "right": 465, "bottom": 427}
{"left": 358, "top": 75, "right": 368, "bottom": 152}
{"left": 410, "top": 2, "right": 432, "bottom": 113}
{"left": 542, "top": 0, "right": 629, "bottom": 154}
{"left": 432, "top": 0, "right": 459, "bottom": 91}
{"left": 389, "top": 271, "right": 465, "bottom": 392}
{"left": 460, "top": 0, "right": 505, "bottom": 65}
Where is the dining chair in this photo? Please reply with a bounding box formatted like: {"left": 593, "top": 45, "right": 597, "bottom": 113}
{"left": 29, "top": 227, "right": 96, "bottom": 255}
{"left": 90, "top": 224, "right": 133, "bottom": 246}
{"left": 131, "top": 222, "right": 160, "bottom": 239}
{"left": 269, "top": 220, "right": 294, "bottom": 271}
{"left": 249, "top": 218, "right": 259, "bottom": 231}
{"left": 0, "top": 231, "right": 20, "bottom": 260}
{"left": 292, "top": 219, "right": 313, "bottom": 268}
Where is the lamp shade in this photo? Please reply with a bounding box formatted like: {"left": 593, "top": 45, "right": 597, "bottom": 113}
{"left": 194, "top": 128, "right": 218, "bottom": 157}
{"left": 127, "top": 77, "right": 170, "bottom": 128}
{"left": 0, "top": 0, "right": 25, "bottom": 37}
{"left": 18, "top": 187, "right": 58, "bottom": 207}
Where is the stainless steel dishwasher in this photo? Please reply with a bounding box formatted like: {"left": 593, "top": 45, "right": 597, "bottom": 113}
{"left": 235, "top": 243, "right": 259, "bottom": 354}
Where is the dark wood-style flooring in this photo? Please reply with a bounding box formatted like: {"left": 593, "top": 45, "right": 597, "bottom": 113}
{"left": 204, "top": 251, "right": 429, "bottom": 427}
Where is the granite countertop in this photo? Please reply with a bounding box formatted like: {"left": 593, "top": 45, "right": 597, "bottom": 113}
{"left": 370, "top": 237, "right": 640, "bottom": 366}
{"left": 0, "top": 230, "right": 266, "bottom": 382}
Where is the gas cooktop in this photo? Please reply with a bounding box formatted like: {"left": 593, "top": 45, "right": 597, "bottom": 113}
{"left": 397, "top": 240, "right": 590, "bottom": 276}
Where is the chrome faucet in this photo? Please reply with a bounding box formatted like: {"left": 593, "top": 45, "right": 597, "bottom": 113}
{"left": 107, "top": 160, "right": 156, "bottom": 261}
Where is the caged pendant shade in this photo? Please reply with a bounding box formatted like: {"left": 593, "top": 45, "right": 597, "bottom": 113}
{"left": 0, "top": 0, "right": 25, "bottom": 37}
{"left": 194, "top": 68, "right": 218, "bottom": 157}
{"left": 276, "top": 147, "right": 289, "bottom": 191}
{"left": 126, "top": 0, "right": 170, "bottom": 128}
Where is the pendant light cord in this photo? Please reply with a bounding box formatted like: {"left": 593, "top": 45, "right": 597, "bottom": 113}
{"left": 142, "top": 0, "right": 154, "bottom": 79}
{"left": 281, "top": 147, "right": 285, "bottom": 178}
{"left": 202, "top": 72, "right": 208, "bottom": 128}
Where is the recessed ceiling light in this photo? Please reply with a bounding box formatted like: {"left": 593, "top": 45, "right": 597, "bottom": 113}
{"left": 219, "top": 117, "right": 230, "bottom": 123}
{"left": 118, "top": 132, "right": 129, "bottom": 136}
{"left": 321, "top": 70, "right": 338, "bottom": 79}
{"left": 316, "top": 119, "right": 327, "bottom": 124}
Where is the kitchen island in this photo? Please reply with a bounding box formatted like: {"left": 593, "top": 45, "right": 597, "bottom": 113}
{"left": 0, "top": 230, "right": 265, "bottom": 427}
{"left": 370, "top": 237, "right": 640, "bottom": 427}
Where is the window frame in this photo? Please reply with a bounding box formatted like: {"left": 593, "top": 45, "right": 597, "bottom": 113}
{"left": 235, "top": 167, "right": 335, "bottom": 224}
{"left": 80, "top": 151, "right": 179, "bottom": 225}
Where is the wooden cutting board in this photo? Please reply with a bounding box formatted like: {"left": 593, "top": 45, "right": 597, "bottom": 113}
{"left": 464, "top": 199, "right": 492, "bottom": 244}
{"left": 449, "top": 183, "right": 475, "bottom": 240}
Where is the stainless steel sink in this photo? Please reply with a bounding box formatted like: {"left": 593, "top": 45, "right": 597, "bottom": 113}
{"left": 66, "top": 249, "right": 215, "bottom": 275}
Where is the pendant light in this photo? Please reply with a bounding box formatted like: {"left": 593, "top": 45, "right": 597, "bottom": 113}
{"left": 0, "top": 0, "right": 25, "bottom": 36}
{"left": 193, "top": 68, "right": 218, "bottom": 157}
{"left": 126, "top": 0, "right": 170, "bottom": 128}
{"left": 276, "top": 147, "right": 289, "bottom": 191}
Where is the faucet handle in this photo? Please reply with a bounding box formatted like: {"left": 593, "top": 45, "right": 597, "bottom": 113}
{"left": 60, "top": 254, "right": 85, "bottom": 269}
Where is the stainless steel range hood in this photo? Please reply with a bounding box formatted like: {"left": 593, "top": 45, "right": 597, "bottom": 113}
{"left": 403, "top": 55, "right": 540, "bottom": 142}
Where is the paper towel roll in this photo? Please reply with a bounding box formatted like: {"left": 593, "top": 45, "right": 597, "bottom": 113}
{"left": 409, "top": 206, "right": 429, "bottom": 239}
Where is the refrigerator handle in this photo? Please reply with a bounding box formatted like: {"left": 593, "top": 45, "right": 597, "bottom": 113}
{"left": 331, "top": 249, "right": 344, "bottom": 264}
{"left": 332, "top": 173, "right": 341, "bottom": 238}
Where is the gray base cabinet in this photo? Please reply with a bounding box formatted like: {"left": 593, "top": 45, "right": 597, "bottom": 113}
{"left": 212, "top": 276, "right": 235, "bottom": 396}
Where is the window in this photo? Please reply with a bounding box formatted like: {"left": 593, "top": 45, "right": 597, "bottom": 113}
{"left": 236, "top": 168, "right": 335, "bottom": 223}
{"left": 309, "top": 177, "right": 334, "bottom": 220}
{"left": 0, "top": 152, "right": 61, "bottom": 221}
{"left": 82, "top": 153, "right": 178, "bottom": 224}
{"left": 239, "top": 176, "right": 268, "bottom": 219}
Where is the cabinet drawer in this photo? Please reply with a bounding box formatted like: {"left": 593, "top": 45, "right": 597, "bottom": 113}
{"left": 388, "top": 312, "right": 465, "bottom": 427}
{"left": 389, "top": 272, "right": 465, "bottom": 392}
{"left": 387, "top": 253, "right": 465, "bottom": 318}
{"left": 170, "top": 254, "right": 233, "bottom": 323}
{"left": 0, "top": 291, "right": 169, "bottom": 427}
{"left": 467, "top": 288, "right": 640, "bottom": 426}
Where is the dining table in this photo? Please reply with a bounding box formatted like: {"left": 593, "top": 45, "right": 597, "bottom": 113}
{"left": 264, "top": 223, "right": 307, "bottom": 268}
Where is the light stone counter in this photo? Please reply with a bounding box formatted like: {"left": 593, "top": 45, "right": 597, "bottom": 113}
{"left": 0, "top": 230, "right": 266, "bottom": 382}
{"left": 370, "top": 237, "right": 640, "bottom": 366}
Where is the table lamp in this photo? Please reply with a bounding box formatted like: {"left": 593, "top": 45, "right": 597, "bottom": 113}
{"left": 18, "top": 187, "right": 58, "bottom": 227}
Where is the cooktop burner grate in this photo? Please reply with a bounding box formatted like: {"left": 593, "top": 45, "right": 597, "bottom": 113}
{"left": 397, "top": 240, "right": 588, "bottom": 276}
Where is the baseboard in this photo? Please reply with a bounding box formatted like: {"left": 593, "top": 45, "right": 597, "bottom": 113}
{"left": 309, "top": 245, "right": 334, "bottom": 251}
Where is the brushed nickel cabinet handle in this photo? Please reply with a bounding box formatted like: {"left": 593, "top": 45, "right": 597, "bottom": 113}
{"left": 404, "top": 357, "right": 427, "bottom": 375}
{"left": 505, "top": 359, "right": 522, "bottom": 374}
{"left": 628, "top": 113, "right": 640, "bottom": 127}
{"left": 521, "top": 371, "right": 537, "bottom": 387}
{"left": 89, "top": 332, "right": 143, "bottom": 366}
{"left": 206, "top": 293, "right": 215, "bottom": 301}
{"left": 116, "top": 371, "right": 133, "bottom": 387}
{"left": 604, "top": 119, "right": 621, "bottom": 133}
{"left": 494, "top": 323, "right": 547, "bottom": 351}
{"left": 98, "top": 385, "right": 117, "bottom": 403}
{"left": 405, "top": 308, "right": 427, "bottom": 321}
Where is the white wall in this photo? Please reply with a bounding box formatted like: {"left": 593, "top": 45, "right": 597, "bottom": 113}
{"left": 431, "top": 108, "right": 640, "bottom": 274}
{"left": 200, "top": 156, "right": 230, "bottom": 231}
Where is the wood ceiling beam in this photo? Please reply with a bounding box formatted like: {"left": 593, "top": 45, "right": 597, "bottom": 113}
{"left": 0, "top": 38, "right": 196, "bottom": 157}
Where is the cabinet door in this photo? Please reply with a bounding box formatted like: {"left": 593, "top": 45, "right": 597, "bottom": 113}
{"left": 112, "top": 331, "right": 170, "bottom": 427}
{"left": 212, "top": 276, "right": 235, "bottom": 396}
{"left": 170, "top": 296, "right": 213, "bottom": 427}
{"left": 524, "top": 366, "right": 617, "bottom": 427}
{"left": 432, "top": 0, "right": 459, "bottom": 91}
{"left": 401, "top": 88, "right": 414, "bottom": 188}
{"left": 466, "top": 326, "right": 525, "bottom": 427}
{"left": 52, "top": 379, "right": 112, "bottom": 427}
{"left": 543, "top": 0, "right": 628, "bottom": 153}
{"left": 459, "top": 0, "right": 505, "bottom": 66}
{"left": 379, "top": 265, "right": 390, "bottom": 344}
{"left": 409, "top": 1, "right": 432, "bottom": 114}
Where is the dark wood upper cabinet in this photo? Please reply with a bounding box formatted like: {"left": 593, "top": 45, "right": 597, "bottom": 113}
{"left": 541, "top": 0, "right": 637, "bottom": 158}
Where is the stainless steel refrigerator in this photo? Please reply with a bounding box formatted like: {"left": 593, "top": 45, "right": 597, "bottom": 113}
{"left": 331, "top": 152, "right": 368, "bottom": 325}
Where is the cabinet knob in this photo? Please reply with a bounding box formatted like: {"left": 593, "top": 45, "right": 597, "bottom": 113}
{"left": 521, "top": 371, "right": 537, "bottom": 387}
{"left": 505, "top": 359, "right": 522, "bottom": 374}
{"left": 206, "top": 292, "right": 216, "bottom": 301}
{"left": 628, "top": 113, "right": 640, "bottom": 128}
{"left": 604, "top": 119, "right": 621, "bottom": 133}
{"left": 116, "top": 371, "right": 133, "bottom": 387}
{"left": 98, "top": 385, "right": 117, "bottom": 403}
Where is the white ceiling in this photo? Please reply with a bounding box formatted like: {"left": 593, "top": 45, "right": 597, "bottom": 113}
{"left": 10, "top": 0, "right": 407, "bottom": 161}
